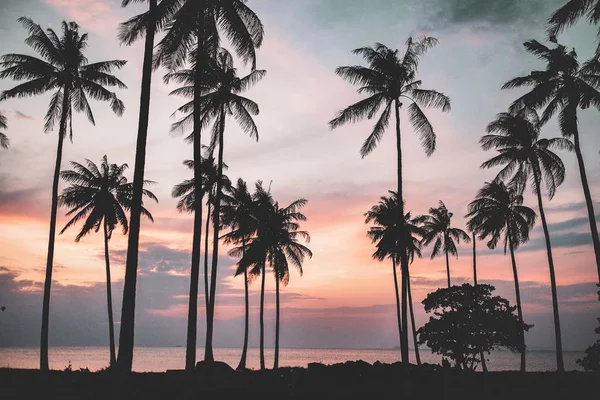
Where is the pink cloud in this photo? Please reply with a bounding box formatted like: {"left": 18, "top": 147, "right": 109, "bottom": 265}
{"left": 44, "top": 0, "right": 122, "bottom": 37}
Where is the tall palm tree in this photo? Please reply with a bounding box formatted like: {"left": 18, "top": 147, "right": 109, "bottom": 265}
{"left": 117, "top": 0, "right": 181, "bottom": 372}
{"left": 232, "top": 187, "right": 312, "bottom": 370}
{"left": 503, "top": 39, "right": 600, "bottom": 285}
{"left": 469, "top": 230, "right": 488, "bottom": 372}
{"left": 154, "top": 0, "right": 263, "bottom": 368}
{"left": 365, "top": 191, "right": 426, "bottom": 365}
{"left": 466, "top": 180, "right": 537, "bottom": 372}
{"left": 220, "top": 178, "right": 256, "bottom": 370}
{"left": 422, "top": 201, "right": 470, "bottom": 288}
{"left": 547, "top": 0, "right": 600, "bottom": 49}
{"left": 0, "top": 18, "right": 126, "bottom": 371}
{"left": 329, "top": 37, "right": 450, "bottom": 364}
{"left": 196, "top": 48, "right": 265, "bottom": 363}
{"left": 480, "top": 107, "right": 573, "bottom": 372}
{"left": 58, "top": 156, "right": 157, "bottom": 368}
{"left": 0, "top": 111, "right": 8, "bottom": 149}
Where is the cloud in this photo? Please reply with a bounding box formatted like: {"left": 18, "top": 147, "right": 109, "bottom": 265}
{"left": 547, "top": 215, "right": 600, "bottom": 232}
{"left": 14, "top": 110, "right": 33, "bottom": 120}
{"left": 521, "top": 231, "right": 593, "bottom": 252}
{"left": 44, "top": 0, "right": 123, "bottom": 36}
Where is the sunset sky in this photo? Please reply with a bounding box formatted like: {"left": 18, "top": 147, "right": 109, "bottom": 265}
{"left": 1, "top": 0, "right": 600, "bottom": 355}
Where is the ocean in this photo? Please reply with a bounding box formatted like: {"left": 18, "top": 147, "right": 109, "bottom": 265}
{"left": 0, "top": 347, "right": 586, "bottom": 372}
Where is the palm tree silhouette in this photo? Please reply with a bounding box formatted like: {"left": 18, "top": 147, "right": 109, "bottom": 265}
{"left": 58, "top": 156, "right": 157, "bottom": 368}
{"left": 155, "top": 0, "right": 263, "bottom": 368}
{"left": 232, "top": 184, "right": 312, "bottom": 370}
{"left": 422, "top": 201, "right": 470, "bottom": 288}
{"left": 171, "top": 155, "right": 230, "bottom": 325}
{"left": 503, "top": 39, "right": 600, "bottom": 285}
{"left": 0, "top": 19, "right": 126, "bottom": 371}
{"left": 480, "top": 107, "right": 573, "bottom": 372}
{"left": 329, "top": 37, "right": 450, "bottom": 364}
{"left": 0, "top": 111, "right": 8, "bottom": 149}
{"left": 466, "top": 180, "right": 537, "bottom": 372}
{"left": 195, "top": 48, "right": 265, "bottom": 363}
{"left": 365, "top": 191, "right": 426, "bottom": 365}
{"left": 117, "top": 0, "right": 180, "bottom": 372}
{"left": 547, "top": 0, "right": 600, "bottom": 50}
{"left": 220, "top": 178, "right": 257, "bottom": 370}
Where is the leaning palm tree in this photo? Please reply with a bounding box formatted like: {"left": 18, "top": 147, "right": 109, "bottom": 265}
{"left": 503, "top": 39, "right": 600, "bottom": 285}
{"left": 155, "top": 0, "right": 263, "bottom": 368}
{"left": 547, "top": 0, "right": 600, "bottom": 49}
{"left": 365, "top": 191, "right": 426, "bottom": 365}
{"left": 422, "top": 201, "right": 470, "bottom": 288}
{"left": 196, "top": 48, "right": 265, "bottom": 363}
{"left": 329, "top": 37, "right": 450, "bottom": 363}
{"left": 480, "top": 106, "right": 573, "bottom": 372}
{"left": 58, "top": 156, "right": 157, "bottom": 368}
{"left": 466, "top": 180, "right": 537, "bottom": 372}
{"left": 117, "top": 0, "right": 180, "bottom": 372}
{"left": 220, "top": 178, "right": 257, "bottom": 370}
{"left": 232, "top": 188, "right": 312, "bottom": 370}
{"left": 0, "top": 18, "right": 126, "bottom": 371}
{"left": 0, "top": 111, "right": 8, "bottom": 149}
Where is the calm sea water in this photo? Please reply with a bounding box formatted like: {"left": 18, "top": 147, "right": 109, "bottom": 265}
{"left": 0, "top": 347, "right": 585, "bottom": 372}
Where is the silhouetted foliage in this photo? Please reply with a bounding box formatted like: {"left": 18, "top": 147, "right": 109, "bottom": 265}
{"left": 0, "top": 18, "right": 127, "bottom": 371}
{"left": 503, "top": 39, "right": 600, "bottom": 285}
{"left": 422, "top": 201, "right": 470, "bottom": 288}
{"left": 231, "top": 181, "right": 312, "bottom": 369}
{"left": 576, "top": 287, "right": 600, "bottom": 371}
{"left": 547, "top": 0, "right": 600, "bottom": 49}
{"left": 466, "top": 180, "right": 536, "bottom": 372}
{"left": 418, "top": 284, "right": 531, "bottom": 370}
{"left": 0, "top": 111, "right": 8, "bottom": 149}
{"left": 481, "top": 106, "right": 571, "bottom": 372}
{"left": 58, "top": 155, "right": 157, "bottom": 367}
{"left": 365, "top": 191, "right": 426, "bottom": 364}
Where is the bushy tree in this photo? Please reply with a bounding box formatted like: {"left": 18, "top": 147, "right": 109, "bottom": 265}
{"left": 417, "top": 283, "right": 531, "bottom": 370}
{"left": 577, "top": 287, "right": 600, "bottom": 371}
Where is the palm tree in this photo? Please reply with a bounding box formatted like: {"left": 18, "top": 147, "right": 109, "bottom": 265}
{"left": 0, "top": 18, "right": 126, "bottom": 371}
{"left": 365, "top": 191, "right": 426, "bottom": 365}
{"left": 466, "top": 180, "right": 537, "bottom": 372}
{"left": 469, "top": 230, "right": 488, "bottom": 372}
{"left": 503, "top": 39, "right": 600, "bottom": 285}
{"left": 547, "top": 0, "right": 600, "bottom": 49}
{"left": 232, "top": 186, "right": 312, "bottom": 370}
{"left": 480, "top": 107, "right": 573, "bottom": 372}
{"left": 195, "top": 48, "right": 265, "bottom": 363}
{"left": 422, "top": 201, "right": 470, "bottom": 288}
{"left": 154, "top": 0, "right": 263, "bottom": 368}
{"left": 0, "top": 111, "right": 8, "bottom": 149}
{"left": 171, "top": 155, "right": 230, "bottom": 335}
{"left": 220, "top": 178, "right": 257, "bottom": 370}
{"left": 58, "top": 156, "right": 157, "bottom": 368}
{"left": 329, "top": 37, "right": 450, "bottom": 364}
{"left": 117, "top": 0, "right": 181, "bottom": 372}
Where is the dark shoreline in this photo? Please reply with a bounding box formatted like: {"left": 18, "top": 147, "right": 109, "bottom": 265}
{"left": 1, "top": 360, "right": 598, "bottom": 400}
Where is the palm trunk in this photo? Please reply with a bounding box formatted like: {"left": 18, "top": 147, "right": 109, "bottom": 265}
{"left": 204, "top": 198, "right": 212, "bottom": 311}
{"left": 507, "top": 228, "right": 526, "bottom": 372}
{"left": 117, "top": 0, "right": 157, "bottom": 373}
{"left": 445, "top": 242, "right": 451, "bottom": 288}
{"left": 259, "top": 263, "right": 266, "bottom": 370}
{"left": 572, "top": 129, "right": 600, "bottom": 284}
{"left": 103, "top": 219, "right": 117, "bottom": 368}
{"left": 40, "top": 87, "right": 70, "bottom": 371}
{"left": 406, "top": 268, "right": 421, "bottom": 365}
{"left": 236, "top": 241, "right": 249, "bottom": 370}
{"left": 473, "top": 232, "right": 487, "bottom": 372}
{"left": 394, "top": 99, "right": 409, "bottom": 365}
{"left": 184, "top": 29, "right": 206, "bottom": 370}
{"left": 274, "top": 273, "right": 280, "bottom": 370}
{"left": 205, "top": 106, "right": 226, "bottom": 362}
{"left": 533, "top": 167, "right": 564, "bottom": 372}
{"left": 392, "top": 258, "right": 403, "bottom": 357}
